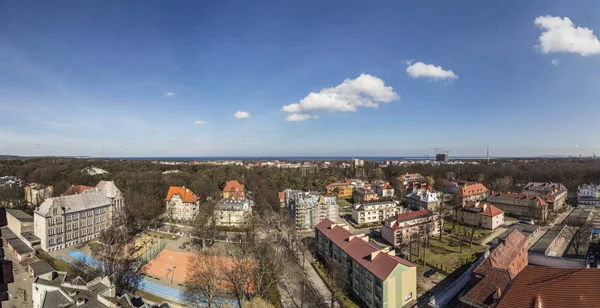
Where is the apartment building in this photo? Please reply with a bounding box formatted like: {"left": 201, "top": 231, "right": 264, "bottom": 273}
{"left": 457, "top": 182, "right": 490, "bottom": 205}
{"left": 372, "top": 181, "right": 394, "bottom": 198}
{"left": 405, "top": 188, "right": 441, "bottom": 211}
{"left": 352, "top": 187, "right": 379, "bottom": 203}
{"left": 222, "top": 180, "right": 245, "bottom": 199}
{"left": 486, "top": 192, "right": 548, "bottom": 222}
{"left": 34, "top": 191, "right": 112, "bottom": 252}
{"left": 578, "top": 183, "right": 600, "bottom": 205}
{"left": 284, "top": 189, "right": 338, "bottom": 229}
{"left": 87, "top": 181, "right": 125, "bottom": 219}
{"left": 315, "top": 219, "right": 417, "bottom": 308}
{"left": 165, "top": 186, "right": 199, "bottom": 221}
{"left": 456, "top": 201, "right": 504, "bottom": 230}
{"left": 460, "top": 230, "right": 528, "bottom": 308}
{"left": 351, "top": 200, "right": 397, "bottom": 225}
{"left": 325, "top": 182, "right": 353, "bottom": 197}
{"left": 25, "top": 183, "right": 54, "bottom": 206}
{"left": 215, "top": 190, "right": 252, "bottom": 227}
{"left": 399, "top": 173, "right": 425, "bottom": 186}
{"left": 381, "top": 209, "right": 440, "bottom": 247}
{"left": 523, "top": 182, "right": 568, "bottom": 211}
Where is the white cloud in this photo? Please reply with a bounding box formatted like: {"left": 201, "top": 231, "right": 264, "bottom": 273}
{"left": 234, "top": 111, "right": 251, "bottom": 119}
{"left": 165, "top": 92, "right": 175, "bottom": 97}
{"left": 405, "top": 61, "right": 457, "bottom": 80}
{"left": 551, "top": 58, "right": 560, "bottom": 66}
{"left": 281, "top": 73, "right": 398, "bottom": 120}
{"left": 534, "top": 15, "right": 600, "bottom": 56}
{"left": 285, "top": 114, "right": 319, "bottom": 122}
{"left": 193, "top": 120, "right": 207, "bottom": 125}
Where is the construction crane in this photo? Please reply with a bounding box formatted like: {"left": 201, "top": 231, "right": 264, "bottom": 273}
{"left": 429, "top": 148, "right": 440, "bottom": 155}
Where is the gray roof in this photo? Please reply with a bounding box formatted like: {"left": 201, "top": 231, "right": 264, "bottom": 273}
{"left": 1, "top": 227, "right": 18, "bottom": 240}
{"left": 21, "top": 231, "right": 41, "bottom": 244}
{"left": 43, "top": 290, "right": 72, "bottom": 308}
{"left": 29, "top": 260, "right": 55, "bottom": 276}
{"left": 7, "top": 238, "right": 34, "bottom": 255}
{"left": 216, "top": 198, "right": 250, "bottom": 211}
{"left": 530, "top": 225, "right": 564, "bottom": 254}
{"left": 93, "top": 181, "right": 121, "bottom": 199}
{"left": 36, "top": 191, "right": 111, "bottom": 217}
{"left": 6, "top": 209, "right": 33, "bottom": 222}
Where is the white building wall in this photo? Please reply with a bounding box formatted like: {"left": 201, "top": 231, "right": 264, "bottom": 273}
{"left": 34, "top": 213, "right": 48, "bottom": 252}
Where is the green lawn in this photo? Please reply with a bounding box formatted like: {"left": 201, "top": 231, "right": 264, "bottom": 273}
{"left": 443, "top": 222, "right": 491, "bottom": 241}
{"left": 410, "top": 236, "right": 488, "bottom": 273}
{"left": 337, "top": 197, "right": 353, "bottom": 209}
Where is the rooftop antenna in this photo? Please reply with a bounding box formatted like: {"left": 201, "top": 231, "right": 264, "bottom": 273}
{"left": 486, "top": 139, "right": 490, "bottom": 164}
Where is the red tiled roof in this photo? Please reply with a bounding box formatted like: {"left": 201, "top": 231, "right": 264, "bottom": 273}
{"left": 315, "top": 219, "right": 414, "bottom": 280}
{"left": 487, "top": 230, "right": 528, "bottom": 271}
{"left": 223, "top": 180, "right": 244, "bottom": 193}
{"left": 389, "top": 209, "right": 433, "bottom": 229}
{"left": 61, "top": 185, "right": 92, "bottom": 196}
{"left": 489, "top": 192, "right": 549, "bottom": 208}
{"left": 458, "top": 183, "right": 489, "bottom": 197}
{"left": 229, "top": 190, "right": 245, "bottom": 199}
{"left": 496, "top": 266, "right": 600, "bottom": 308}
{"left": 461, "top": 202, "right": 504, "bottom": 217}
{"left": 165, "top": 186, "right": 199, "bottom": 203}
{"left": 462, "top": 230, "right": 528, "bottom": 307}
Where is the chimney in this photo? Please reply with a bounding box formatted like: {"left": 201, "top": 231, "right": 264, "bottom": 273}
{"left": 76, "top": 297, "right": 87, "bottom": 306}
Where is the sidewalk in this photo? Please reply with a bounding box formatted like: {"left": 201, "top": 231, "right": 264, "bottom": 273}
{"left": 297, "top": 248, "right": 338, "bottom": 307}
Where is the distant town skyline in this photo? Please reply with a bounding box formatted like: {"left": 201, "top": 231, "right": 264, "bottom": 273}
{"left": 1, "top": 1, "right": 600, "bottom": 157}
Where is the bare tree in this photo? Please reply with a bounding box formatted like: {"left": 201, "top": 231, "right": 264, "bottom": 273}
{"left": 223, "top": 242, "right": 256, "bottom": 307}
{"left": 326, "top": 260, "right": 348, "bottom": 308}
{"left": 562, "top": 217, "right": 594, "bottom": 259}
{"left": 95, "top": 226, "right": 139, "bottom": 292}
{"left": 192, "top": 200, "right": 217, "bottom": 249}
{"left": 184, "top": 248, "right": 223, "bottom": 308}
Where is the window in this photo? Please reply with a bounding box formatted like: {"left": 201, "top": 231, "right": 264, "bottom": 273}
{"left": 53, "top": 208, "right": 57, "bottom": 215}
{"left": 49, "top": 238, "right": 54, "bottom": 246}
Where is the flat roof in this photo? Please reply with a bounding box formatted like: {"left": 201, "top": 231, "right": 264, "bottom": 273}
{"left": 1, "top": 227, "right": 19, "bottom": 240}
{"left": 29, "top": 260, "right": 55, "bottom": 276}
{"left": 5, "top": 209, "right": 33, "bottom": 223}
{"left": 21, "top": 232, "right": 41, "bottom": 244}
{"left": 7, "top": 238, "right": 34, "bottom": 255}
{"left": 530, "top": 225, "right": 563, "bottom": 254}
{"left": 491, "top": 224, "right": 539, "bottom": 246}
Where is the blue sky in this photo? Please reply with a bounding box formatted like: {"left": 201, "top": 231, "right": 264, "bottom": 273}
{"left": 2, "top": 1, "right": 600, "bottom": 157}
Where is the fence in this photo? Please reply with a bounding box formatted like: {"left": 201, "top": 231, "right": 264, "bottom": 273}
{"left": 428, "top": 250, "right": 489, "bottom": 308}
{"left": 137, "top": 237, "right": 166, "bottom": 265}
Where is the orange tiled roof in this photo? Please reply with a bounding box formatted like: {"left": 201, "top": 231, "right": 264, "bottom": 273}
{"left": 462, "top": 201, "right": 504, "bottom": 217}
{"left": 496, "top": 266, "right": 600, "bottom": 308}
{"left": 458, "top": 183, "right": 489, "bottom": 197}
{"left": 278, "top": 191, "right": 284, "bottom": 201}
{"left": 462, "top": 230, "right": 528, "bottom": 307}
{"left": 165, "top": 186, "right": 199, "bottom": 203}
{"left": 223, "top": 180, "right": 244, "bottom": 193}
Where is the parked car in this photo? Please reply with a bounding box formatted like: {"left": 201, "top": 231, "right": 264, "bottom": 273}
{"left": 589, "top": 255, "right": 595, "bottom": 264}
{"left": 423, "top": 268, "right": 437, "bottom": 277}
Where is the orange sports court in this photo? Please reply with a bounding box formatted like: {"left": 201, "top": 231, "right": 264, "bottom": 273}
{"left": 141, "top": 249, "right": 256, "bottom": 292}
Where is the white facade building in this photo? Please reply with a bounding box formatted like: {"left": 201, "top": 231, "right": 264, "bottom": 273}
{"left": 34, "top": 191, "right": 112, "bottom": 252}
{"left": 351, "top": 200, "right": 397, "bottom": 225}
{"left": 165, "top": 186, "right": 199, "bottom": 221}
{"left": 578, "top": 184, "right": 600, "bottom": 205}
{"left": 215, "top": 194, "right": 252, "bottom": 227}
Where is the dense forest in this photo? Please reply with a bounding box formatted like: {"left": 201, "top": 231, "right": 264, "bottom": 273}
{"left": 2, "top": 157, "right": 600, "bottom": 217}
